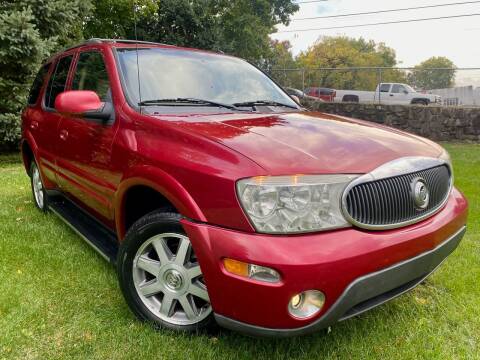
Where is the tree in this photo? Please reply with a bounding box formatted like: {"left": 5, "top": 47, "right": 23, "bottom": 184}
{"left": 0, "top": 0, "right": 91, "bottom": 150}
{"left": 261, "top": 40, "right": 303, "bottom": 87}
{"left": 82, "top": 0, "right": 157, "bottom": 40}
{"left": 82, "top": 0, "right": 299, "bottom": 63}
{"left": 409, "top": 57, "right": 456, "bottom": 90}
{"left": 296, "top": 36, "right": 406, "bottom": 91}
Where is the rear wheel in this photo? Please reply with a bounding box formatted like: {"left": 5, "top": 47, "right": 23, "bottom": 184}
{"left": 342, "top": 95, "right": 359, "bottom": 103}
{"left": 412, "top": 99, "right": 429, "bottom": 106}
{"left": 117, "top": 211, "right": 213, "bottom": 332}
{"left": 30, "top": 161, "right": 48, "bottom": 211}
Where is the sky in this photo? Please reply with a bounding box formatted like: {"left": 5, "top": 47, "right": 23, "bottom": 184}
{"left": 271, "top": 0, "right": 480, "bottom": 68}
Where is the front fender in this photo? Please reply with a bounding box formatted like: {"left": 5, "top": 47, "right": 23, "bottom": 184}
{"left": 115, "top": 165, "right": 207, "bottom": 239}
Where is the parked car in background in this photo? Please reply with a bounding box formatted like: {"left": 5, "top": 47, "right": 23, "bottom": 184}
{"left": 284, "top": 87, "right": 320, "bottom": 103}
{"left": 335, "top": 83, "right": 442, "bottom": 105}
{"left": 304, "top": 87, "right": 336, "bottom": 102}
{"left": 21, "top": 39, "right": 467, "bottom": 337}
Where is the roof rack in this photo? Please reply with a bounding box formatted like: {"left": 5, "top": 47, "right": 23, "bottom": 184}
{"left": 47, "top": 38, "right": 224, "bottom": 63}
{"left": 86, "top": 38, "right": 170, "bottom": 46}
{"left": 47, "top": 38, "right": 170, "bottom": 61}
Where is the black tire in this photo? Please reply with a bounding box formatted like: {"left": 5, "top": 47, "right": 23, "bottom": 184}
{"left": 342, "top": 95, "right": 359, "bottom": 103}
{"left": 117, "top": 210, "right": 214, "bottom": 333}
{"left": 30, "top": 161, "right": 49, "bottom": 212}
{"left": 411, "top": 99, "right": 429, "bottom": 106}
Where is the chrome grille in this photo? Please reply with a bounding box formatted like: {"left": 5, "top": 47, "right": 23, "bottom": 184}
{"left": 344, "top": 164, "right": 451, "bottom": 229}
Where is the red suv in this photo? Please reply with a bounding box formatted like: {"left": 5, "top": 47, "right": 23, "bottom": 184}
{"left": 21, "top": 39, "right": 468, "bottom": 337}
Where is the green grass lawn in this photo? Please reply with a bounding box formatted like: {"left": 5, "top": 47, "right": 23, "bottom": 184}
{"left": 0, "top": 144, "right": 479, "bottom": 359}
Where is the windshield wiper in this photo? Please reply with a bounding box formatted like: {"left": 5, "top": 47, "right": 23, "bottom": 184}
{"left": 233, "top": 100, "right": 299, "bottom": 109}
{"left": 138, "top": 98, "right": 248, "bottom": 111}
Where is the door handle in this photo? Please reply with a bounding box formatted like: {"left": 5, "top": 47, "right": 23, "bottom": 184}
{"left": 59, "top": 129, "right": 68, "bottom": 141}
{"left": 389, "top": 94, "right": 394, "bottom": 97}
{"left": 30, "top": 121, "right": 39, "bottom": 130}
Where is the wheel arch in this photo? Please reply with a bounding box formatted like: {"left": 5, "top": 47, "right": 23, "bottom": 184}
{"left": 342, "top": 94, "right": 359, "bottom": 103}
{"left": 115, "top": 167, "right": 207, "bottom": 240}
{"left": 20, "top": 137, "right": 37, "bottom": 176}
{"left": 411, "top": 98, "right": 430, "bottom": 105}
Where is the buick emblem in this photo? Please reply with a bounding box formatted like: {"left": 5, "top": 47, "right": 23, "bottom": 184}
{"left": 164, "top": 270, "right": 183, "bottom": 290}
{"left": 412, "top": 178, "right": 429, "bottom": 210}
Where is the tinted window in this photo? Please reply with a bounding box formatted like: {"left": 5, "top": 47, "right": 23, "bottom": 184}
{"left": 319, "top": 88, "right": 334, "bottom": 95}
{"left": 379, "top": 84, "right": 391, "bottom": 93}
{"left": 28, "top": 63, "right": 51, "bottom": 105}
{"left": 72, "top": 51, "right": 111, "bottom": 101}
{"left": 45, "top": 55, "right": 73, "bottom": 109}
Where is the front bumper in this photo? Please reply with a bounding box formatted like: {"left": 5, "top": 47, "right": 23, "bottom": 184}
{"left": 181, "top": 187, "right": 468, "bottom": 336}
{"left": 215, "top": 225, "right": 465, "bottom": 337}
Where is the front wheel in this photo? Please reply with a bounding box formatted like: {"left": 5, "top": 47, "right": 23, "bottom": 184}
{"left": 117, "top": 211, "right": 214, "bottom": 332}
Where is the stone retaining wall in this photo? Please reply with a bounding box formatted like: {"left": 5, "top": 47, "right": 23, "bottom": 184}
{"left": 302, "top": 100, "right": 480, "bottom": 141}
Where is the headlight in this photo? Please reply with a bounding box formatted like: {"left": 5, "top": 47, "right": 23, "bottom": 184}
{"left": 439, "top": 148, "right": 454, "bottom": 182}
{"left": 236, "top": 175, "right": 358, "bottom": 234}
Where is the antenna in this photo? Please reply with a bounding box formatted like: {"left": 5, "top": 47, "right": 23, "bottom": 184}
{"left": 133, "top": 1, "right": 143, "bottom": 109}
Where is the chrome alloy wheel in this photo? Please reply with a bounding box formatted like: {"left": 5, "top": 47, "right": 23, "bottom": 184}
{"left": 132, "top": 233, "right": 211, "bottom": 326}
{"left": 32, "top": 164, "right": 44, "bottom": 209}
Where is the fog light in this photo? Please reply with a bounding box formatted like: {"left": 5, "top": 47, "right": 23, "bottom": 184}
{"left": 288, "top": 290, "right": 325, "bottom": 319}
{"left": 290, "top": 294, "right": 302, "bottom": 309}
{"left": 223, "top": 258, "right": 280, "bottom": 283}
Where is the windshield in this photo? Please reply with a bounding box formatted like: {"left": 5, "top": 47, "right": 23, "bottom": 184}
{"left": 116, "top": 48, "right": 297, "bottom": 109}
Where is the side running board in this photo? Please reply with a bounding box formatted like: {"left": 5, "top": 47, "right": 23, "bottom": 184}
{"left": 48, "top": 195, "right": 118, "bottom": 264}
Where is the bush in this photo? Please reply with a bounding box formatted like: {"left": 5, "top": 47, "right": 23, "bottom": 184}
{"left": 0, "top": 8, "right": 50, "bottom": 151}
{"left": 0, "top": 1, "right": 90, "bottom": 151}
{"left": 0, "top": 114, "right": 21, "bottom": 151}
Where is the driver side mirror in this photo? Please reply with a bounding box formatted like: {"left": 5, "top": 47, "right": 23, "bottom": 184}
{"left": 403, "top": 90, "right": 409, "bottom": 94}
{"left": 55, "top": 90, "right": 113, "bottom": 122}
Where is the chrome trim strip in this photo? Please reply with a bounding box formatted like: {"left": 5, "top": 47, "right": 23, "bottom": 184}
{"left": 341, "top": 157, "right": 453, "bottom": 230}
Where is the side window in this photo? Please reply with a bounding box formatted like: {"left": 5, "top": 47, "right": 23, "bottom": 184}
{"left": 379, "top": 84, "right": 391, "bottom": 93}
{"left": 27, "top": 63, "right": 51, "bottom": 105}
{"left": 72, "top": 51, "right": 111, "bottom": 102}
{"left": 391, "top": 84, "right": 402, "bottom": 94}
{"left": 45, "top": 55, "right": 74, "bottom": 109}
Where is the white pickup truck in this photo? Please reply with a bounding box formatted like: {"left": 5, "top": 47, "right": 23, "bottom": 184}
{"left": 334, "top": 83, "right": 441, "bottom": 105}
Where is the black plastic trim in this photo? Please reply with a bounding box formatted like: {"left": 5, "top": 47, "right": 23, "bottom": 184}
{"left": 48, "top": 193, "right": 118, "bottom": 264}
{"left": 214, "top": 225, "right": 466, "bottom": 337}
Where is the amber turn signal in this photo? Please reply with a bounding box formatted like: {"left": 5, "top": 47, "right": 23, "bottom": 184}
{"left": 223, "top": 258, "right": 281, "bottom": 283}
{"left": 223, "top": 258, "right": 249, "bottom": 277}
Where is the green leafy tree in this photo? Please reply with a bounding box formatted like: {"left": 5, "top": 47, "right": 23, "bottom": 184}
{"left": 296, "top": 36, "right": 406, "bottom": 91}
{"left": 261, "top": 40, "right": 301, "bottom": 87}
{"left": 83, "top": 0, "right": 299, "bottom": 63}
{"left": 83, "top": 0, "right": 157, "bottom": 40}
{"left": 409, "top": 56, "right": 456, "bottom": 90}
{"left": 0, "top": 0, "right": 91, "bottom": 150}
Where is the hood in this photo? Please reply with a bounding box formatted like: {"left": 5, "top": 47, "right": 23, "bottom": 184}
{"left": 153, "top": 111, "right": 442, "bottom": 175}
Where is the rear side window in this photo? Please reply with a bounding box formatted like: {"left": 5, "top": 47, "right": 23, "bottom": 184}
{"left": 27, "top": 63, "right": 51, "bottom": 105}
{"left": 72, "top": 51, "right": 111, "bottom": 101}
{"left": 45, "top": 55, "right": 74, "bottom": 109}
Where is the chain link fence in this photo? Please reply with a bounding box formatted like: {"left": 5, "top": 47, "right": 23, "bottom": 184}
{"left": 269, "top": 67, "right": 480, "bottom": 107}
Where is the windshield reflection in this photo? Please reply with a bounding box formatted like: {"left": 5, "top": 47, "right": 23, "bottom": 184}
{"left": 116, "top": 48, "right": 297, "bottom": 109}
